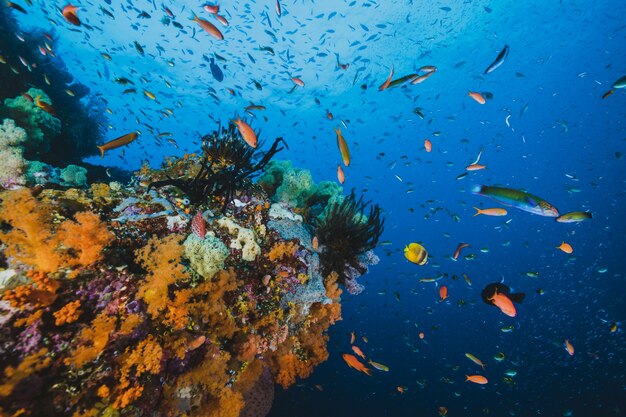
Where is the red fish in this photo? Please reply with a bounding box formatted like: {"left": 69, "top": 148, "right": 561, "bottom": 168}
{"left": 62, "top": 4, "right": 81, "bottom": 26}
{"left": 378, "top": 66, "right": 394, "bottom": 91}
{"left": 193, "top": 13, "right": 223, "bottom": 40}
{"left": 439, "top": 285, "right": 448, "bottom": 301}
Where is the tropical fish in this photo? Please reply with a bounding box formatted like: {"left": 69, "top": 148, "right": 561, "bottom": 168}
{"left": 34, "top": 96, "right": 55, "bottom": 115}
{"left": 311, "top": 236, "right": 319, "bottom": 251}
{"left": 465, "top": 353, "right": 486, "bottom": 370}
{"left": 468, "top": 91, "right": 486, "bottom": 104}
{"left": 387, "top": 73, "right": 418, "bottom": 88}
{"left": 351, "top": 345, "right": 366, "bottom": 359}
{"left": 556, "top": 241, "right": 573, "bottom": 254}
{"left": 350, "top": 331, "right": 355, "bottom": 344}
{"left": 452, "top": 243, "right": 469, "bottom": 260}
{"left": 342, "top": 353, "right": 371, "bottom": 376}
{"left": 204, "top": 4, "right": 219, "bottom": 14}
{"left": 337, "top": 165, "right": 345, "bottom": 184}
{"left": 62, "top": 4, "right": 81, "bottom": 26}
{"left": 193, "top": 13, "right": 223, "bottom": 40}
{"left": 466, "top": 375, "right": 488, "bottom": 384}
{"left": 613, "top": 75, "right": 626, "bottom": 89}
{"left": 404, "top": 243, "right": 428, "bottom": 265}
{"left": 494, "top": 352, "right": 505, "bottom": 362}
{"left": 481, "top": 283, "right": 525, "bottom": 317}
{"left": 334, "top": 127, "right": 351, "bottom": 166}
{"left": 424, "top": 139, "right": 432, "bottom": 152}
{"left": 466, "top": 163, "right": 486, "bottom": 171}
{"left": 291, "top": 77, "right": 305, "bottom": 87}
{"left": 484, "top": 45, "right": 509, "bottom": 74}
{"left": 368, "top": 359, "right": 389, "bottom": 372}
{"left": 556, "top": 211, "right": 592, "bottom": 223}
{"left": 209, "top": 58, "right": 224, "bottom": 82}
{"left": 97, "top": 132, "right": 139, "bottom": 157}
{"left": 439, "top": 285, "right": 448, "bottom": 301}
{"left": 378, "top": 66, "right": 394, "bottom": 91}
{"left": 472, "top": 185, "right": 559, "bottom": 217}
{"left": 411, "top": 67, "right": 437, "bottom": 84}
{"left": 473, "top": 207, "right": 507, "bottom": 217}
{"left": 233, "top": 117, "right": 257, "bottom": 148}
{"left": 564, "top": 339, "right": 574, "bottom": 356}
{"left": 275, "top": 0, "right": 281, "bottom": 16}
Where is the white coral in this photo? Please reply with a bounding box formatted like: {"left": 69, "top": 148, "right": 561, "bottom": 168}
{"left": 216, "top": 216, "right": 261, "bottom": 262}
{"left": 0, "top": 119, "right": 28, "bottom": 187}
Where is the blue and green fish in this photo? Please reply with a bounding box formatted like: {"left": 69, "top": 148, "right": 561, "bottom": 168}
{"left": 472, "top": 185, "right": 559, "bottom": 217}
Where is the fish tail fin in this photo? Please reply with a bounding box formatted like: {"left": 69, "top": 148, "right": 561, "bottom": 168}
{"left": 334, "top": 127, "right": 341, "bottom": 135}
{"left": 465, "top": 375, "right": 470, "bottom": 381}
{"left": 473, "top": 207, "right": 482, "bottom": 216}
{"left": 190, "top": 12, "right": 197, "bottom": 21}
{"left": 364, "top": 368, "right": 372, "bottom": 376}
{"left": 471, "top": 185, "right": 483, "bottom": 195}
{"left": 509, "top": 292, "right": 525, "bottom": 304}
{"left": 97, "top": 145, "right": 105, "bottom": 158}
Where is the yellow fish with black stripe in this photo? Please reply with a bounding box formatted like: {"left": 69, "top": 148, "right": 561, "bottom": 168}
{"left": 404, "top": 242, "right": 428, "bottom": 265}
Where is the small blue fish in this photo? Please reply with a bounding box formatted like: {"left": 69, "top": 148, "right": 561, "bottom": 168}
{"left": 210, "top": 58, "right": 223, "bottom": 82}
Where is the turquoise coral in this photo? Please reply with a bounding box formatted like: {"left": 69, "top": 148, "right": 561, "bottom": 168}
{"left": 60, "top": 164, "right": 88, "bottom": 187}
{"left": 0, "top": 88, "right": 61, "bottom": 157}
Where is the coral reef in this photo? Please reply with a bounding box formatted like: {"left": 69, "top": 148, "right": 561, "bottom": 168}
{"left": 0, "top": 118, "right": 28, "bottom": 188}
{"left": 0, "top": 140, "right": 381, "bottom": 417}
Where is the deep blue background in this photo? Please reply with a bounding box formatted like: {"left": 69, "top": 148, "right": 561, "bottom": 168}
{"left": 11, "top": 0, "right": 626, "bottom": 415}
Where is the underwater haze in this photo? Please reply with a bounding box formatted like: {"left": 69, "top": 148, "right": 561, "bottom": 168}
{"left": 1, "top": 0, "right": 626, "bottom": 416}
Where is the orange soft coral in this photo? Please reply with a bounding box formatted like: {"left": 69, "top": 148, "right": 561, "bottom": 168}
{"left": 135, "top": 234, "right": 188, "bottom": 319}
{"left": 0, "top": 189, "right": 113, "bottom": 274}
{"left": 0, "top": 348, "right": 51, "bottom": 397}
{"left": 57, "top": 211, "right": 114, "bottom": 268}
{"left": 2, "top": 271, "right": 60, "bottom": 309}
{"left": 265, "top": 240, "right": 298, "bottom": 262}
{"left": 0, "top": 189, "right": 63, "bottom": 272}
{"left": 53, "top": 300, "right": 82, "bottom": 326}
{"left": 64, "top": 312, "right": 117, "bottom": 368}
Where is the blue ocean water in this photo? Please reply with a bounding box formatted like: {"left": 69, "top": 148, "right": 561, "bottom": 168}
{"left": 5, "top": 0, "right": 626, "bottom": 416}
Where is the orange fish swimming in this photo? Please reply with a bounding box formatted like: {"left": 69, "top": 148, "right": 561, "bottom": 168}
{"left": 193, "top": 13, "right": 223, "bottom": 40}
{"left": 564, "top": 339, "right": 575, "bottom": 356}
{"left": 465, "top": 375, "right": 488, "bottom": 384}
{"left": 62, "top": 4, "right": 81, "bottom": 26}
{"left": 468, "top": 91, "right": 486, "bottom": 104}
{"left": 334, "top": 127, "right": 351, "bottom": 166}
{"left": 350, "top": 331, "right": 355, "bottom": 344}
{"left": 337, "top": 165, "right": 345, "bottom": 184}
{"left": 342, "top": 353, "right": 371, "bottom": 376}
{"left": 232, "top": 117, "right": 257, "bottom": 148}
{"left": 424, "top": 139, "right": 433, "bottom": 152}
{"left": 452, "top": 243, "right": 470, "bottom": 260}
{"left": 291, "top": 77, "right": 305, "bottom": 87}
{"left": 488, "top": 288, "right": 516, "bottom": 317}
{"left": 473, "top": 207, "right": 508, "bottom": 217}
{"left": 439, "top": 285, "right": 448, "bottom": 301}
{"left": 378, "top": 66, "right": 394, "bottom": 91}
{"left": 351, "top": 345, "right": 366, "bottom": 359}
{"left": 312, "top": 236, "right": 319, "bottom": 251}
{"left": 34, "top": 96, "right": 55, "bottom": 115}
{"left": 466, "top": 163, "right": 486, "bottom": 171}
{"left": 204, "top": 4, "right": 219, "bottom": 14}
{"left": 557, "top": 242, "right": 573, "bottom": 254}
{"left": 97, "top": 132, "right": 139, "bottom": 158}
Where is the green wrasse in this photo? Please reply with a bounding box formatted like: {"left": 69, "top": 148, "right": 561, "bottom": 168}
{"left": 368, "top": 359, "right": 389, "bottom": 372}
{"left": 556, "top": 211, "right": 592, "bottom": 223}
{"left": 472, "top": 185, "right": 559, "bottom": 217}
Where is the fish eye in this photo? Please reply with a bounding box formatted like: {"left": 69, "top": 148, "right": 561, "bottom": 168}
{"left": 182, "top": 198, "right": 190, "bottom": 205}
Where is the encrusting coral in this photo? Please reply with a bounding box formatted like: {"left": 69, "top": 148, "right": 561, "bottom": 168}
{"left": 0, "top": 124, "right": 382, "bottom": 417}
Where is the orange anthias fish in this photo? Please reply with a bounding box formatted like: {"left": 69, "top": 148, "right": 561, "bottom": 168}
{"left": 465, "top": 375, "right": 488, "bottom": 384}
{"left": 557, "top": 242, "right": 573, "bottom": 254}
{"left": 351, "top": 345, "right": 366, "bottom": 359}
{"left": 204, "top": 4, "right": 219, "bottom": 14}
{"left": 452, "top": 243, "right": 470, "bottom": 260}
{"left": 378, "top": 66, "right": 394, "bottom": 91}
{"left": 488, "top": 288, "right": 516, "bottom": 317}
{"left": 466, "top": 163, "right": 486, "bottom": 171}
{"left": 291, "top": 77, "right": 305, "bottom": 87}
{"left": 468, "top": 91, "right": 486, "bottom": 104}
{"left": 62, "top": 4, "right": 81, "bottom": 26}
{"left": 97, "top": 132, "right": 139, "bottom": 158}
{"left": 424, "top": 139, "right": 433, "bottom": 152}
{"left": 342, "top": 353, "right": 371, "bottom": 376}
{"left": 193, "top": 13, "right": 224, "bottom": 40}
{"left": 564, "top": 339, "right": 575, "bottom": 356}
{"left": 439, "top": 285, "right": 448, "bottom": 301}
{"left": 311, "top": 236, "right": 319, "bottom": 251}
{"left": 337, "top": 165, "right": 345, "bottom": 184}
{"left": 473, "top": 207, "right": 508, "bottom": 217}
{"left": 34, "top": 96, "right": 55, "bottom": 115}
{"left": 334, "top": 127, "right": 351, "bottom": 166}
{"left": 350, "top": 331, "right": 355, "bottom": 344}
{"left": 232, "top": 117, "right": 257, "bottom": 148}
